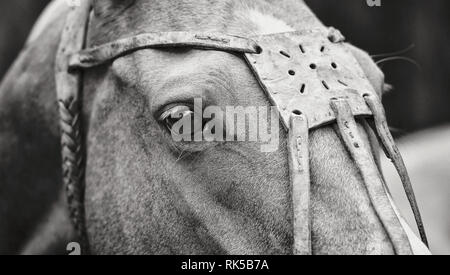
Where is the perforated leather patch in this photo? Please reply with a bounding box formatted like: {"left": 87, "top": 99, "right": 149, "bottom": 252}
{"left": 245, "top": 29, "right": 377, "bottom": 129}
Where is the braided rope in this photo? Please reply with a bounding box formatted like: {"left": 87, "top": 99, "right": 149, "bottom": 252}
{"left": 55, "top": 0, "right": 93, "bottom": 254}
{"left": 58, "top": 97, "right": 90, "bottom": 253}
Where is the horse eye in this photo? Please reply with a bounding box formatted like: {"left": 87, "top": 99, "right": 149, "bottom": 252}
{"left": 158, "top": 105, "right": 203, "bottom": 136}
{"left": 159, "top": 105, "right": 191, "bottom": 128}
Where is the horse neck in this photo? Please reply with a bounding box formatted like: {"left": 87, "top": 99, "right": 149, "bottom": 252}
{"left": 0, "top": 7, "right": 68, "bottom": 253}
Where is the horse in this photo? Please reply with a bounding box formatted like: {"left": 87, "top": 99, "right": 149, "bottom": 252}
{"left": 0, "top": 0, "right": 430, "bottom": 255}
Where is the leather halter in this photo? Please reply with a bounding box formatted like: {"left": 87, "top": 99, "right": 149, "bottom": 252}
{"left": 56, "top": 2, "right": 428, "bottom": 254}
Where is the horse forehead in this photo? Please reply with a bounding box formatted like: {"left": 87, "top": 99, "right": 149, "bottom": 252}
{"left": 242, "top": 9, "right": 295, "bottom": 34}
{"left": 89, "top": 0, "right": 323, "bottom": 44}
{"left": 112, "top": 49, "right": 243, "bottom": 83}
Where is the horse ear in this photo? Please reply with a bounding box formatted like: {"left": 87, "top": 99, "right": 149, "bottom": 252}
{"left": 92, "top": 0, "right": 135, "bottom": 17}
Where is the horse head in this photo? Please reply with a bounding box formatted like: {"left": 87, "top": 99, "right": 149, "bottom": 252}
{"left": 0, "top": 0, "right": 429, "bottom": 255}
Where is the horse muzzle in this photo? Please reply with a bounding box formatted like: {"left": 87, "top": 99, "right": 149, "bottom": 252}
{"left": 244, "top": 28, "right": 427, "bottom": 254}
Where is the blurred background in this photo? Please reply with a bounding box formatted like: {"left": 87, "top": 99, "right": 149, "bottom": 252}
{"left": 0, "top": 0, "right": 448, "bottom": 254}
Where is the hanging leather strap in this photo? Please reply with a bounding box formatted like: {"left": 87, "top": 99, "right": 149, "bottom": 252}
{"left": 364, "top": 95, "right": 429, "bottom": 247}
{"left": 288, "top": 113, "right": 312, "bottom": 255}
{"left": 331, "top": 98, "right": 413, "bottom": 255}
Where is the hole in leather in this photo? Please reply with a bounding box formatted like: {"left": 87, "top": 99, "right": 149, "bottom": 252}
{"left": 338, "top": 80, "right": 348, "bottom": 87}
{"left": 320, "top": 46, "right": 325, "bottom": 52}
{"left": 322, "top": 80, "right": 330, "bottom": 90}
{"left": 292, "top": 110, "right": 302, "bottom": 116}
{"left": 280, "top": 50, "right": 291, "bottom": 58}
{"left": 299, "top": 44, "right": 305, "bottom": 53}
{"left": 310, "top": 64, "right": 317, "bottom": 69}
{"left": 255, "top": 45, "right": 263, "bottom": 54}
{"left": 300, "top": 84, "right": 306, "bottom": 94}
{"left": 288, "top": 70, "right": 296, "bottom": 76}
{"left": 331, "top": 62, "right": 338, "bottom": 69}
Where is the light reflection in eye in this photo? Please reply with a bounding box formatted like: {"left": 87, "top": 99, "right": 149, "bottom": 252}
{"left": 158, "top": 105, "right": 204, "bottom": 138}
